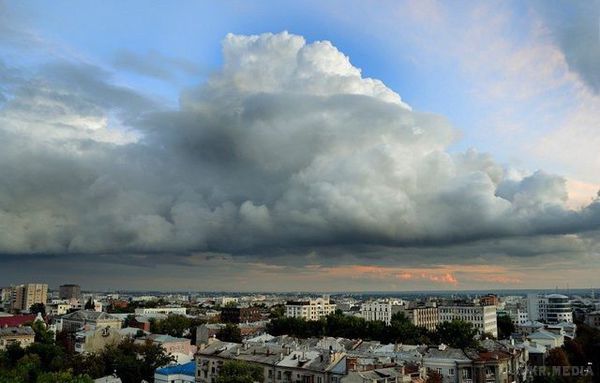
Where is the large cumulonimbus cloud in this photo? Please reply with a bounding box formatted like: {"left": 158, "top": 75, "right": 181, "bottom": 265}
{"left": 0, "top": 31, "right": 599, "bottom": 258}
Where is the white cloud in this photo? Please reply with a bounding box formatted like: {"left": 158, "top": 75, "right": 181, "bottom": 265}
{"left": 0, "top": 31, "right": 598, "bottom": 264}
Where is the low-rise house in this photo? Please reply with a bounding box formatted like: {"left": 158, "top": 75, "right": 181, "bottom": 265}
{"left": 341, "top": 367, "right": 412, "bottom": 383}
{"left": 59, "top": 310, "right": 122, "bottom": 332}
{"left": 0, "top": 314, "right": 37, "bottom": 328}
{"left": 0, "top": 326, "right": 35, "bottom": 350}
{"left": 134, "top": 307, "right": 187, "bottom": 315}
{"left": 196, "top": 340, "right": 347, "bottom": 383}
{"left": 155, "top": 361, "right": 195, "bottom": 383}
{"left": 423, "top": 342, "right": 526, "bottom": 383}
{"left": 137, "top": 334, "right": 195, "bottom": 364}
{"left": 526, "top": 329, "right": 564, "bottom": 350}
{"left": 74, "top": 326, "right": 122, "bottom": 354}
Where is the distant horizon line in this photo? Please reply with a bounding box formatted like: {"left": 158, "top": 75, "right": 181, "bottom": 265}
{"left": 49, "top": 286, "right": 600, "bottom": 295}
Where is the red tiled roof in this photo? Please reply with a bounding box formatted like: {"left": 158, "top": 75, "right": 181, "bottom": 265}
{"left": 0, "top": 314, "right": 37, "bottom": 328}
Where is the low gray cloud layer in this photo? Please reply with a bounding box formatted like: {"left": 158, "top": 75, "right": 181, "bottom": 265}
{"left": 0, "top": 32, "right": 599, "bottom": 267}
{"left": 534, "top": 0, "right": 600, "bottom": 92}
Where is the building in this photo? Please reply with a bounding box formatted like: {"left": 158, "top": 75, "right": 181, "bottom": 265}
{"left": 439, "top": 305, "right": 498, "bottom": 337}
{"left": 526, "top": 293, "right": 573, "bottom": 324}
{"left": 155, "top": 361, "right": 195, "bottom": 383}
{"left": 59, "top": 284, "right": 81, "bottom": 300}
{"left": 196, "top": 340, "right": 346, "bottom": 383}
{"left": 134, "top": 307, "right": 187, "bottom": 315}
{"left": 59, "top": 310, "right": 122, "bottom": 332}
{"left": 360, "top": 300, "right": 404, "bottom": 325}
{"left": 0, "top": 314, "right": 37, "bottom": 328}
{"left": 527, "top": 329, "right": 564, "bottom": 349}
{"left": 220, "top": 306, "right": 262, "bottom": 324}
{"left": 479, "top": 294, "right": 499, "bottom": 306}
{"left": 137, "top": 334, "right": 195, "bottom": 364}
{"left": 11, "top": 283, "right": 48, "bottom": 311}
{"left": 341, "top": 367, "right": 412, "bottom": 383}
{"left": 423, "top": 342, "right": 526, "bottom": 383}
{"left": 402, "top": 307, "right": 440, "bottom": 332}
{"left": 74, "top": 326, "right": 123, "bottom": 354}
{"left": 285, "top": 295, "right": 336, "bottom": 320}
{"left": 585, "top": 311, "right": 600, "bottom": 329}
{"left": 0, "top": 326, "right": 35, "bottom": 350}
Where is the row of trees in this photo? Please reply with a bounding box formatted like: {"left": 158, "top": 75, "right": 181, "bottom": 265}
{"left": 0, "top": 321, "right": 174, "bottom": 383}
{"left": 147, "top": 314, "right": 205, "bottom": 339}
{"left": 266, "top": 311, "right": 480, "bottom": 349}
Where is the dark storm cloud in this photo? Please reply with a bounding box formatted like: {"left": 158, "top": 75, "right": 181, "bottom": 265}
{"left": 113, "top": 50, "right": 207, "bottom": 81}
{"left": 0, "top": 32, "right": 600, "bottom": 264}
{"left": 534, "top": 0, "right": 600, "bottom": 92}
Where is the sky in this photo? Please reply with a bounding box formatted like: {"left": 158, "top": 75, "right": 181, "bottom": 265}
{"left": 1, "top": 0, "right": 600, "bottom": 292}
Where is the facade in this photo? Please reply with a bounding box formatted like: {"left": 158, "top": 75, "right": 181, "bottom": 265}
{"left": 439, "top": 305, "right": 498, "bottom": 338}
{"left": 479, "top": 294, "right": 499, "bottom": 306}
{"left": 423, "top": 342, "right": 526, "bottom": 383}
{"left": 341, "top": 367, "right": 412, "bottom": 383}
{"left": 220, "top": 306, "right": 262, "bottom": 324}
{"left": 134, "top": 307, "right": 187, "bottom": 315}
{"left": 11, "top": 283, "right": 48, "bottom": 311}
{"left": 285, "top": 295, "right": 336, "bottom": 321}
{"left": 403, "top": 307, "right": 440, "bottom": 331}
{"left": 360, "top": 300, "right": 404, "bottom": 325}
{"left": 138, "top": 334, "right": 195, "bottom": 363}
{"left": 526, "top": 294, "right": 573, "bottom": 324}
{"left": 60, "top": 310, "right": 122, "bottom": 332}
{"left": 0, "top": 326, "right": 35, "bottom": 350}
{"left": 74, "top": 326, "right": 123, "bottom": 354}
{"left": 585, "top": 311, "right": 600, "bottom": 329}
{"left": 196, "top": 340, "right": 346, "bottom": 383}
{"left": 59, "top": 284, "right": 81, "bottom": 300}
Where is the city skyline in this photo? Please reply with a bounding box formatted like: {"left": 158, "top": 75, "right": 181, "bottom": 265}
{"left": 1, "top": 1, "right": 600, "bottom": 291}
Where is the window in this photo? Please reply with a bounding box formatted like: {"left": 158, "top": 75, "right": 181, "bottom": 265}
{"left": 449, "top": 368, "right": 455, "bottom": 376}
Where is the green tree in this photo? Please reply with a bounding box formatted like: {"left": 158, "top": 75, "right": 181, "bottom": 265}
{"left": 269, "top": 304, "right": 285, "bottom": 319}
{"left": 101, "top": 339, "right": 175, "bottom": 383}
{"left": 31, "top": 320, "right": 54, "bottom": 345}
{"left": 29, "top": 303, "right": 46, "bottom": 317}
{"left": 435, "top": 320, "right": 478, "bottom": 349}
{"left": 152, "top": 314, "right": 191, "bottom": 337}
{"left": 546, "top": 347, "right": 570, "bottom": 367}
{"left": 496, "top": 315, "right": 515, "bottom": 339}
{"left": 36, "top": 371, "right": 93, "bottom": 383}
{"left": 215, "top": 360, "right": 264, "bottom": 383}
{"left": 84, "top": 298, "right": 94, "bottom": 310}
{"left": 217, "top": 324, "right": 242, "bottom": 343}
{"left": 426, "top": 370, "right": 443, "bottom": 383}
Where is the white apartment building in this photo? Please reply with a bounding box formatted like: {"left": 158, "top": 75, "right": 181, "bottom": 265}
{"left": 439, "top": 305, "right": 498, "bottom": 337}
{"left": 285, "top": 295, "right": 336, "bottom": 321}
{"left": 360, "top": 300, "right": 404, "bottom": 325}
{"left": 403, "top": 307, "right": 440, "bottom": 331}
{"left": 135, "top": 307, "right": 187, "bottom": 315}
{"left": 526, "top": 293, "right": 573, "bottom": 324}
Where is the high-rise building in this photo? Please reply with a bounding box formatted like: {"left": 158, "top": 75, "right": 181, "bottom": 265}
{"left": 526, "top": 293, "right": 573, "bottom": 324}
{"left": 11, "top": 283, "right": 48, "bottom": 311}
{"left": 59, "top": 284, "right": 81, "bottom": 300}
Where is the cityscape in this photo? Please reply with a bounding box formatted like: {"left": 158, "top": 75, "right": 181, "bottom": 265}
{"left": 1, "top": 1, "right": 600, "bottom": 383}
{"left": 1, "top": 284, "right": 599, "bottom": 382}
